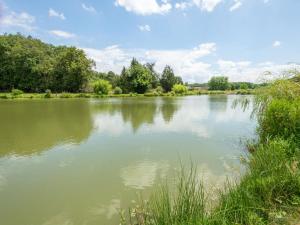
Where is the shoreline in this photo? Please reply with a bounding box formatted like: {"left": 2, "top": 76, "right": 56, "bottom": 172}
{"left": 0, "top": 90, "right": 254, "bottom": 100}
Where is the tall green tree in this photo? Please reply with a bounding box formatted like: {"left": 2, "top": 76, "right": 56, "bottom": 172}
{"left": 208, "top": 76, "right": 229, "bottom": 90}
{"left": 160, "top": 65, "right": 182, "bottom": 92}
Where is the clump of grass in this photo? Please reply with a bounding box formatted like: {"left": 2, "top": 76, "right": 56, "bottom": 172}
{"left": 121, "top": 166, "right": 208, "bottom": 225}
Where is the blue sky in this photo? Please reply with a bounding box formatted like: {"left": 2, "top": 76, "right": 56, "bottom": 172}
{"left": 0, "top": 0, "right": 299, "bottom": 82}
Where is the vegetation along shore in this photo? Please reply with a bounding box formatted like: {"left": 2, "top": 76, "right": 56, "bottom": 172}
{"left": 0, "top": 34, "right": 261, "bottom": 99}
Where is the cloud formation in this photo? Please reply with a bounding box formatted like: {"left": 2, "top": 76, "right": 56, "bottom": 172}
{"left": 49, "top": 30, "right": 76, "bottom": 39}
{"left": 138, "top": 24, "right": 151, "bottom": 32}
{"left": 82, "top": 43, "right": 299, "bottom": 83}
{"left": 0, "top": 11, "right": 35, "bottom": 30}
{"left": 48, "top": 8, "right": 66, "bottom": 20}
{"left": 114, "top": 0, "right": 172, "bottom": 15}
{"left": 81, "top": 3, "right": 97, "bottom": 13}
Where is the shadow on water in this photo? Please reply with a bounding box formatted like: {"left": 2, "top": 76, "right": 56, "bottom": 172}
{"left": 0, "top": 99, "right": 93, "bottom": 157}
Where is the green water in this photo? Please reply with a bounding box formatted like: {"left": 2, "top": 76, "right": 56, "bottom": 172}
{"left": 0, "top": 96, "right": 256, "bottom": 225}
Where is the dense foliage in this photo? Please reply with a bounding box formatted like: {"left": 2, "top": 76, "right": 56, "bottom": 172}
{"left": 0, "top": 34, "right": 94, "bottom": 92}
{"left": 208, "top": 76, "right": 229, "bottom": 90}
{"left": 172, "top": 84, "right": 188, "bottom": 94}
{"left": 92, "top": 79, "right": 112, "bottom": 95}
{"left": 160, "top": 65, "right": 183, "bottom": 92}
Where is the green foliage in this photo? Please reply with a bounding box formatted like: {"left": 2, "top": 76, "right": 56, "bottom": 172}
{"left": 160, "top": 66, "right": 182, "bottom": 92}
{"left": 93, "top": 79, "right": 112, "bottom": 95}
{"left": 119, "top": 59, "right": 153, "bottom": 94}
{"left": 240, "top": 83, "right": 248, "bottom": 89}
{"left": 259, "top": 99, "right": 300, "bottom": 142}
{"left": 44, "top": 89, "right": 51, "bottom": 98}
{"left": 113, "top": 86, "right": 123, "bottom": 95}
{"left": 11, "top": 88, "right": 23, "bottom": 96}
{"left": 208, "top": 76, "right": 229, "bottom": 90}
{"left": 172, "top": 84, "right": 188, "bottom": 95}
{"left": 0, "top": 34, "right": 94, "bottom": 93}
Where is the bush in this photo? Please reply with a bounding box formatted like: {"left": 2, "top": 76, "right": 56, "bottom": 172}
{"left": 113, "top": 86, "right": 123, "bottom": 95}
{"left": 93, "top": 79, "right": 112, "bottom": 95}
{"left": 11, "top": 89, "right": 23, "bottom": 96}
{"left": 259, "top": 99, "right": 300, "bottom": 142}
{"left": 60, "top": 92, "right": 72, "bottom": 98}
{"left": 44, "top": 89, "right": 51, "bottom": 98}
{"left": 172, "top": 84, "right": 188, "bottom": 95}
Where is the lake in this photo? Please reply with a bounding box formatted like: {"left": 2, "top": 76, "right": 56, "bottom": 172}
{"left": 0, "top": 95, "right": 256, "bottom": 225}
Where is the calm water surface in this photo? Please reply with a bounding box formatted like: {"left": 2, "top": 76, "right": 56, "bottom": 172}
{"left": 0, "top": 96, "right": 256, "bottom": 225}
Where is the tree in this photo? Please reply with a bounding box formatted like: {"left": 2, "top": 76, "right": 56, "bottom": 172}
{"left": 119, "top": 59, "right": 153, "bottom": 94}
{"left": 160, "top": 65, "right": 182, "bottom": 92}
{"left": 172, "top": 84, "right": 188, "bottom": 94}
{"left": 93, "top": 79, "right": 112, "bottom": 95}
{"left": 208, "top": 76, "right": 229, "bottom": 90}
{"left": 0, "top": 34, "right": 94, "bottom": 93}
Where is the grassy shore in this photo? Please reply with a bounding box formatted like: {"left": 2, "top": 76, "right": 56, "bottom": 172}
{"left": 120, "top": 77, "right": 300, "bottom": 225}
{"left": 0, "top": 89, "right": 254, "bottom": 100}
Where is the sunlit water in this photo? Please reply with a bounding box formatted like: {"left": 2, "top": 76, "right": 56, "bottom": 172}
{"left": 0, "top": 96, "right": 256, "bottom": 225}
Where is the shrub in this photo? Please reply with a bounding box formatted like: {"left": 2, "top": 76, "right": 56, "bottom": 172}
{"left": 172, "top": 84, "right": 188, "bottom": 95}
{"left": 11, "top": 89, "right": 23, "bottom": 96}
{"left": 60, "top": 92, "right": 72, "bottom": 98}
{"left": 113, "top": 86, "right": 123, "bottom": 95}
{"left": 93, "top": 79, "right": 112, "bottom": 95}
{"left": 44, "top": 89, "right": 51, "bottom": 98}
{"left": 258, "top": 99, "right": 300, "bottom": 142}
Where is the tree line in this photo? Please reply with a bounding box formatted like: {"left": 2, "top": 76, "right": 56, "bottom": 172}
{"left": 0, "top": 34, "right": 183, "bottom": 94}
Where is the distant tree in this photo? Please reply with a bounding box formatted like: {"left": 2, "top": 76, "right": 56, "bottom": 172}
{"left": 172, "top": 84, "right": 188, "bottom": 95}
{"left": 145, "top": 62, "right": 160, "bottom": 88}
{"left": 160, "top": 65, "right": 182, "bottom": 92}
{"left": 208, "top": 76, "right": 229, "bottom": 90}
{"left": 93, "top": 79, "right": 112, "bottom": 95}
{"left": 119, "top": 59, "right": 153, "bottom": 94}
{"left": 240, "top": 83, "right": 248, "bottom": 90}
{"left": 0, "top": 34, "right": 94, "bottom": 92}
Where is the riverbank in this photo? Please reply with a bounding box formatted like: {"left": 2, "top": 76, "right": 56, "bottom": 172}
{"left": 0, "top": 89, "right": 254, "bottom": 100}
{"left": 121, "top": 77, "right": 300, "bottom": 225}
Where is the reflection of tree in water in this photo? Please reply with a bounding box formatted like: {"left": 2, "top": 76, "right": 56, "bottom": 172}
{"left": 92, "top": 98, "right": 181, "bottom": 132}
{"left": 0, "top": 100, "right": 93, "bottom": 157}
{"left": 208, "top": 95, "right": 228, "bottom": 113}
{"left": 160, "top": 98, "right": 179, "bottom": 123}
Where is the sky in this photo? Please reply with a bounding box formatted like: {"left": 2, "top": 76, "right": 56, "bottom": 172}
{"left": 0, "top": 0, "right": 299, "bottom": 83}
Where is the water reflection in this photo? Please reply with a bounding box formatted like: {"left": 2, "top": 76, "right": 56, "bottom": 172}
{"left": 208, "top": 95, "right": 228, "bottom": 112}
{"left": 120, "top": 160, "right": 169, "bottom": 189}
{"left": 92, "top": 98, "right": 181, "bottom": 132}
{"left": 0, "top": 100, "right": 93, "bottom": 157}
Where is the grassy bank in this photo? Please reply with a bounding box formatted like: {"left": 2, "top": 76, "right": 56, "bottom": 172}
{"left": 0, "top": 89, "right": 254, "bottom": 100}
{"left": 120, "top": 76, "right": 300, "bottom": 225}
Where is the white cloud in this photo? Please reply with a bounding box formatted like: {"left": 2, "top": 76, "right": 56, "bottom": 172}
{"left": 82, "top": 43, "right": 216, "bottom": 83}
{"left": 192, "top": 0, "right": 223, "bottom": 12}
{"left": 81, "top": 3, "right": 97, "bottom": 13}
{"left": 48, "top": 8, "right": 65, "bottom": 20}
{"left": 0, "top": 11, "right": 35, "bottom": 30}
{"left": 49, "top": 30, "right": 76, "bottom": 39}
{"left": 229, "top": 0, "right": 242, "bottom": 11}
{"left": 138, "top": 24, "right": 151, "bottom": 32}
{"left": 273, "top": 41, "right": 281, "bottom": 47}
{"left": 175, "top": 2, "right": 191, "bottom": 10}
{"left": 114, "top": 0, "right": 172, "bottom": 15}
